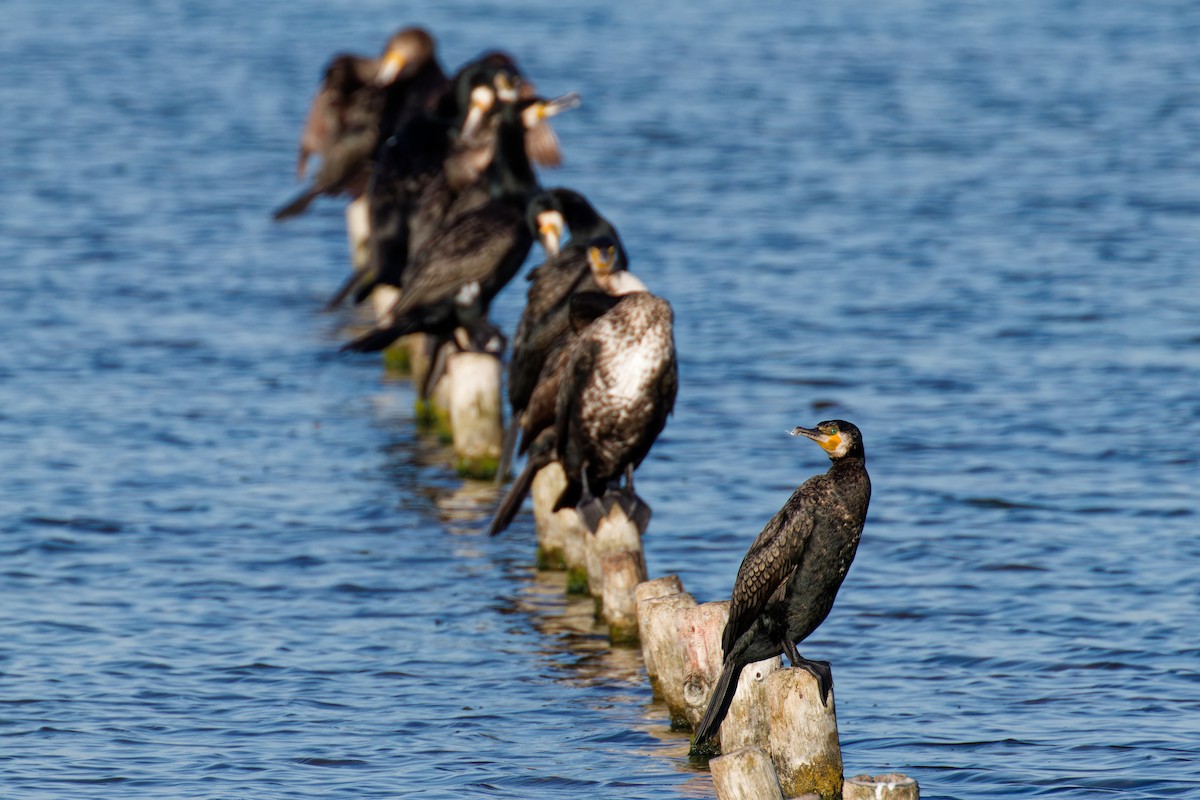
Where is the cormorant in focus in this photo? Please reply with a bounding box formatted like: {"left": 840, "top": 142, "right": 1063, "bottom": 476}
{"left": 690, "top": 420, "right": 871, "bottom": 754}
{"left": 274, "top": 27, "right": 446, "bottom": 221}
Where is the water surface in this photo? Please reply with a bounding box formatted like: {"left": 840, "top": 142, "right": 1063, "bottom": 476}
{"left": 2, "top": 1, "right": 1198, "bottom": 797}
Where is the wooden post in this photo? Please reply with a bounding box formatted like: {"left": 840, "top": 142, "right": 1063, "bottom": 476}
{"left": 765, "top": 668, "right": 843, "bottom": 800}
{"left": 444, "top": 351, "right": 502, "bottom": 480}
{"left": 531, "top": 462, "right": 580, "bottom": 570}
{"left": 677, "top": 601, "right": 731, "bottom": 731}
{"left": 560, "top": 514, "right": 590, "bottom": 595}
{"left": 720, "top": 655, "right": 782, "bottom": 753}
{"left": 843, "top": 774, "right": 919, "bottom": 800}
{"left": 345, "top": 196, "right": 370, "bottom": 273}
{"left": 637, "top": 591, "right": 697, "bottom": 725}
{"left": 710, "top": 746, "right": 784, "bottom": 800}
{"left": 635, "top": 575, "right": 685, "bottom": 693}
{"left": 591, "top": 504, "right": 648, "bottom": 645}
{"left": 369, "top": 284, "right": 401, "bottom": 324}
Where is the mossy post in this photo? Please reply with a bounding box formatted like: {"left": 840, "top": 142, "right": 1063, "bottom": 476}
{"left": 637, "top": 591, "right": 697, "bottom": 725}
{"left": 709, "top": 746, "right": 784, "bottom": 800}
{"left": 592, "top": 504, "right": 648, "bottom": 645}
{"left": 765, "top": 668, "right": 843, "bottom": 800}
{"left": 444, "top": 351, "right": 502, "bottom": 480}
{"left": 345, "top": 195, "right": 370, "bottom": 274}
{"left": 634, "top": 575, "right": 685, "bottom": 693}
{"left": 720, "top": 655, "right": 782, "bottom": 753}
{"left": 529, "top": 462, "right": 590, "bottom": 585}
{"left": 530, "top": 463, "right": 573, "bottom": 569}
{"left": 844, "top": 774, "right": 919, "bottom": 800}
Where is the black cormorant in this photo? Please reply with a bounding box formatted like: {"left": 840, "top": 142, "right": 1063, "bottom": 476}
{"left": 551, "top": 291, "right": 675, "bottom": 532}
{"left": 497, "top": 190, "right": 636, "bottom": 480}
{"left": 485, "top": 242, "right": 651, "bottom": 536}
{"left": 690, "top": 420, "right": 872, "bottom": 754}
{"left": 335, "top": 59, "right": 518, "bottom": 311}
{"left": 339, "top": 95, "right": 578, "bottom": 394}
{"left": 274, "top": 27, "right": 446, "bottom": 221}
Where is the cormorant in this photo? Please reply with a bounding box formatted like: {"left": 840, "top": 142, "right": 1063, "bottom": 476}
{"left": 485, "top": 242, "right": 650, "bottom": 536}
{"left": 274, "top": 27, "right": 446, "bottom": 221}
{"left": 497, "top": 189, "right": 636, "bottom": 480}
{"left": 551, "top": 290, "right": 675, "bottom": 531}
{"left": 340, "top": 95, "right": 578, "bottom": 395}
{"left": 332, "top": 55, "right": 570, "bottom": 313}
{"left": 689, "top": 420, "right": 872, "bottom": 754}
{"left": 334, "top": 58, "right": 518, "bottom": 312}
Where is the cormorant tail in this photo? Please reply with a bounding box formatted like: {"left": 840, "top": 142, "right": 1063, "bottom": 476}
{"left": 324, "top": 268, "right": 371, "bottom": 312}
{"left": 273, "top": 187, "right": 320, "bottom": 221}
{"left": 496, "top": 417, "right": 521, "bottom": 486}
{"left": 690, "top": 659, "right": 744, "bottom": 754}
{"left": 340, "top": 319, "right": 418, "bottom": 354}
{"left": 487, "top": 455, "right": 540, "bottom": 537}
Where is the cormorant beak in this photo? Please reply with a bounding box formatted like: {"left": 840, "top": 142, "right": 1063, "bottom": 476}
{"left": 460, "top": 85, "right": 495, "bottom": 141}
{"left": 790, "top": 426, "right": 843, "bottom": 454}
{"left": 375, "top": 49, "right": 408, "bottom": 85}
{"left": 521, "top": 92, "right": 581, "bottom": 129}
{"left": 536, "top": 211, "right": 564, "bottom": 257}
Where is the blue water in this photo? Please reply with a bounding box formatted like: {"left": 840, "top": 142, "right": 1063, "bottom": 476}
{"left": 2, "top": 1, "right": 1198, "bottom": 798}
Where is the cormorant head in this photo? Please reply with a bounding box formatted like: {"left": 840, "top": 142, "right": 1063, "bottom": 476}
{"left": 526, "top": 193, "right": 565, "bottom": 257}
{"left": 375, "top": 27, "right": 436, "bottom": 86}
{"left": 790, "top": 420, "right": 864, "bottom": 462}
{"left": 459, "top": 82, "right": 498, "bottom": 142}
{"left": 587, "top": 236, "right": 620, "bottom": 279}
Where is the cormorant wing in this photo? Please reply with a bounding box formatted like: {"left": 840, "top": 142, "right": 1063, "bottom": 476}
{"left": 297, "top": 54, "right": 365, "bottom": 177}
{"left": 392, "top": 203, "right": 520, "bottom": 315}
{"left": 567, "top": 291, "right": 622, "bottom": 334}
{"left": 519, "top": 343, "right": 570, "bottom": 454}
{"left": 721, "top": 480, "right": 827, "bottom": 656}
{"left": 554, "top": 336, "right": 601, "bottom": 462}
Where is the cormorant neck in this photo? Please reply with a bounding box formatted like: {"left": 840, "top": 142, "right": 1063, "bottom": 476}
{"left": 830, "top": 447, "right": 866, "bottom": 467}
{"left": 488, "top": 112, "right": 536, "bottom": 199}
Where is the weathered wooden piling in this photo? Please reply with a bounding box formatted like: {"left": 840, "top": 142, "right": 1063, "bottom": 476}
{"left": 765, "top": 668, "right": 843, "bottom": 800}
{"left": 345, "top": 195, "right": 370, "bottom": 274}
{"left": 529, "top": 464, "right": 591, "bottom": 590}
{"left": 710, "top": 746, "right": 785, "bottom": 800}
{"left": 720, "top": 655, "right": 782, "bottom": 753}
{"left": 530, "top": 463, "right": 577, "bottom": 570}
{"left": 639, "top": 596, "right": 728, "bottom": 730}
{"left": 843, "top": 773, "right": 919, "bottom": 800}
{"left": 370, "top": 284, "right": 401, "bottom": 324}
{"left": 590, "top": 504, "right": 648, "bottom": 645}
{"left": 443, "top": 351, "right": 503, "bottom": 479}
{"left": 636, "top": 590, "right": 697, "bottom": 717}
{"left": 634, "top": 575, "right": 684, "bottom": 689}
{"left": 678, "top": 601, "right": 732, "bottom": 731}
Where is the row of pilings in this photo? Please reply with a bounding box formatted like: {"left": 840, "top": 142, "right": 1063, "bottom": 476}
{"left": 287, "top": 28, "right": 918, "bottom": 800}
